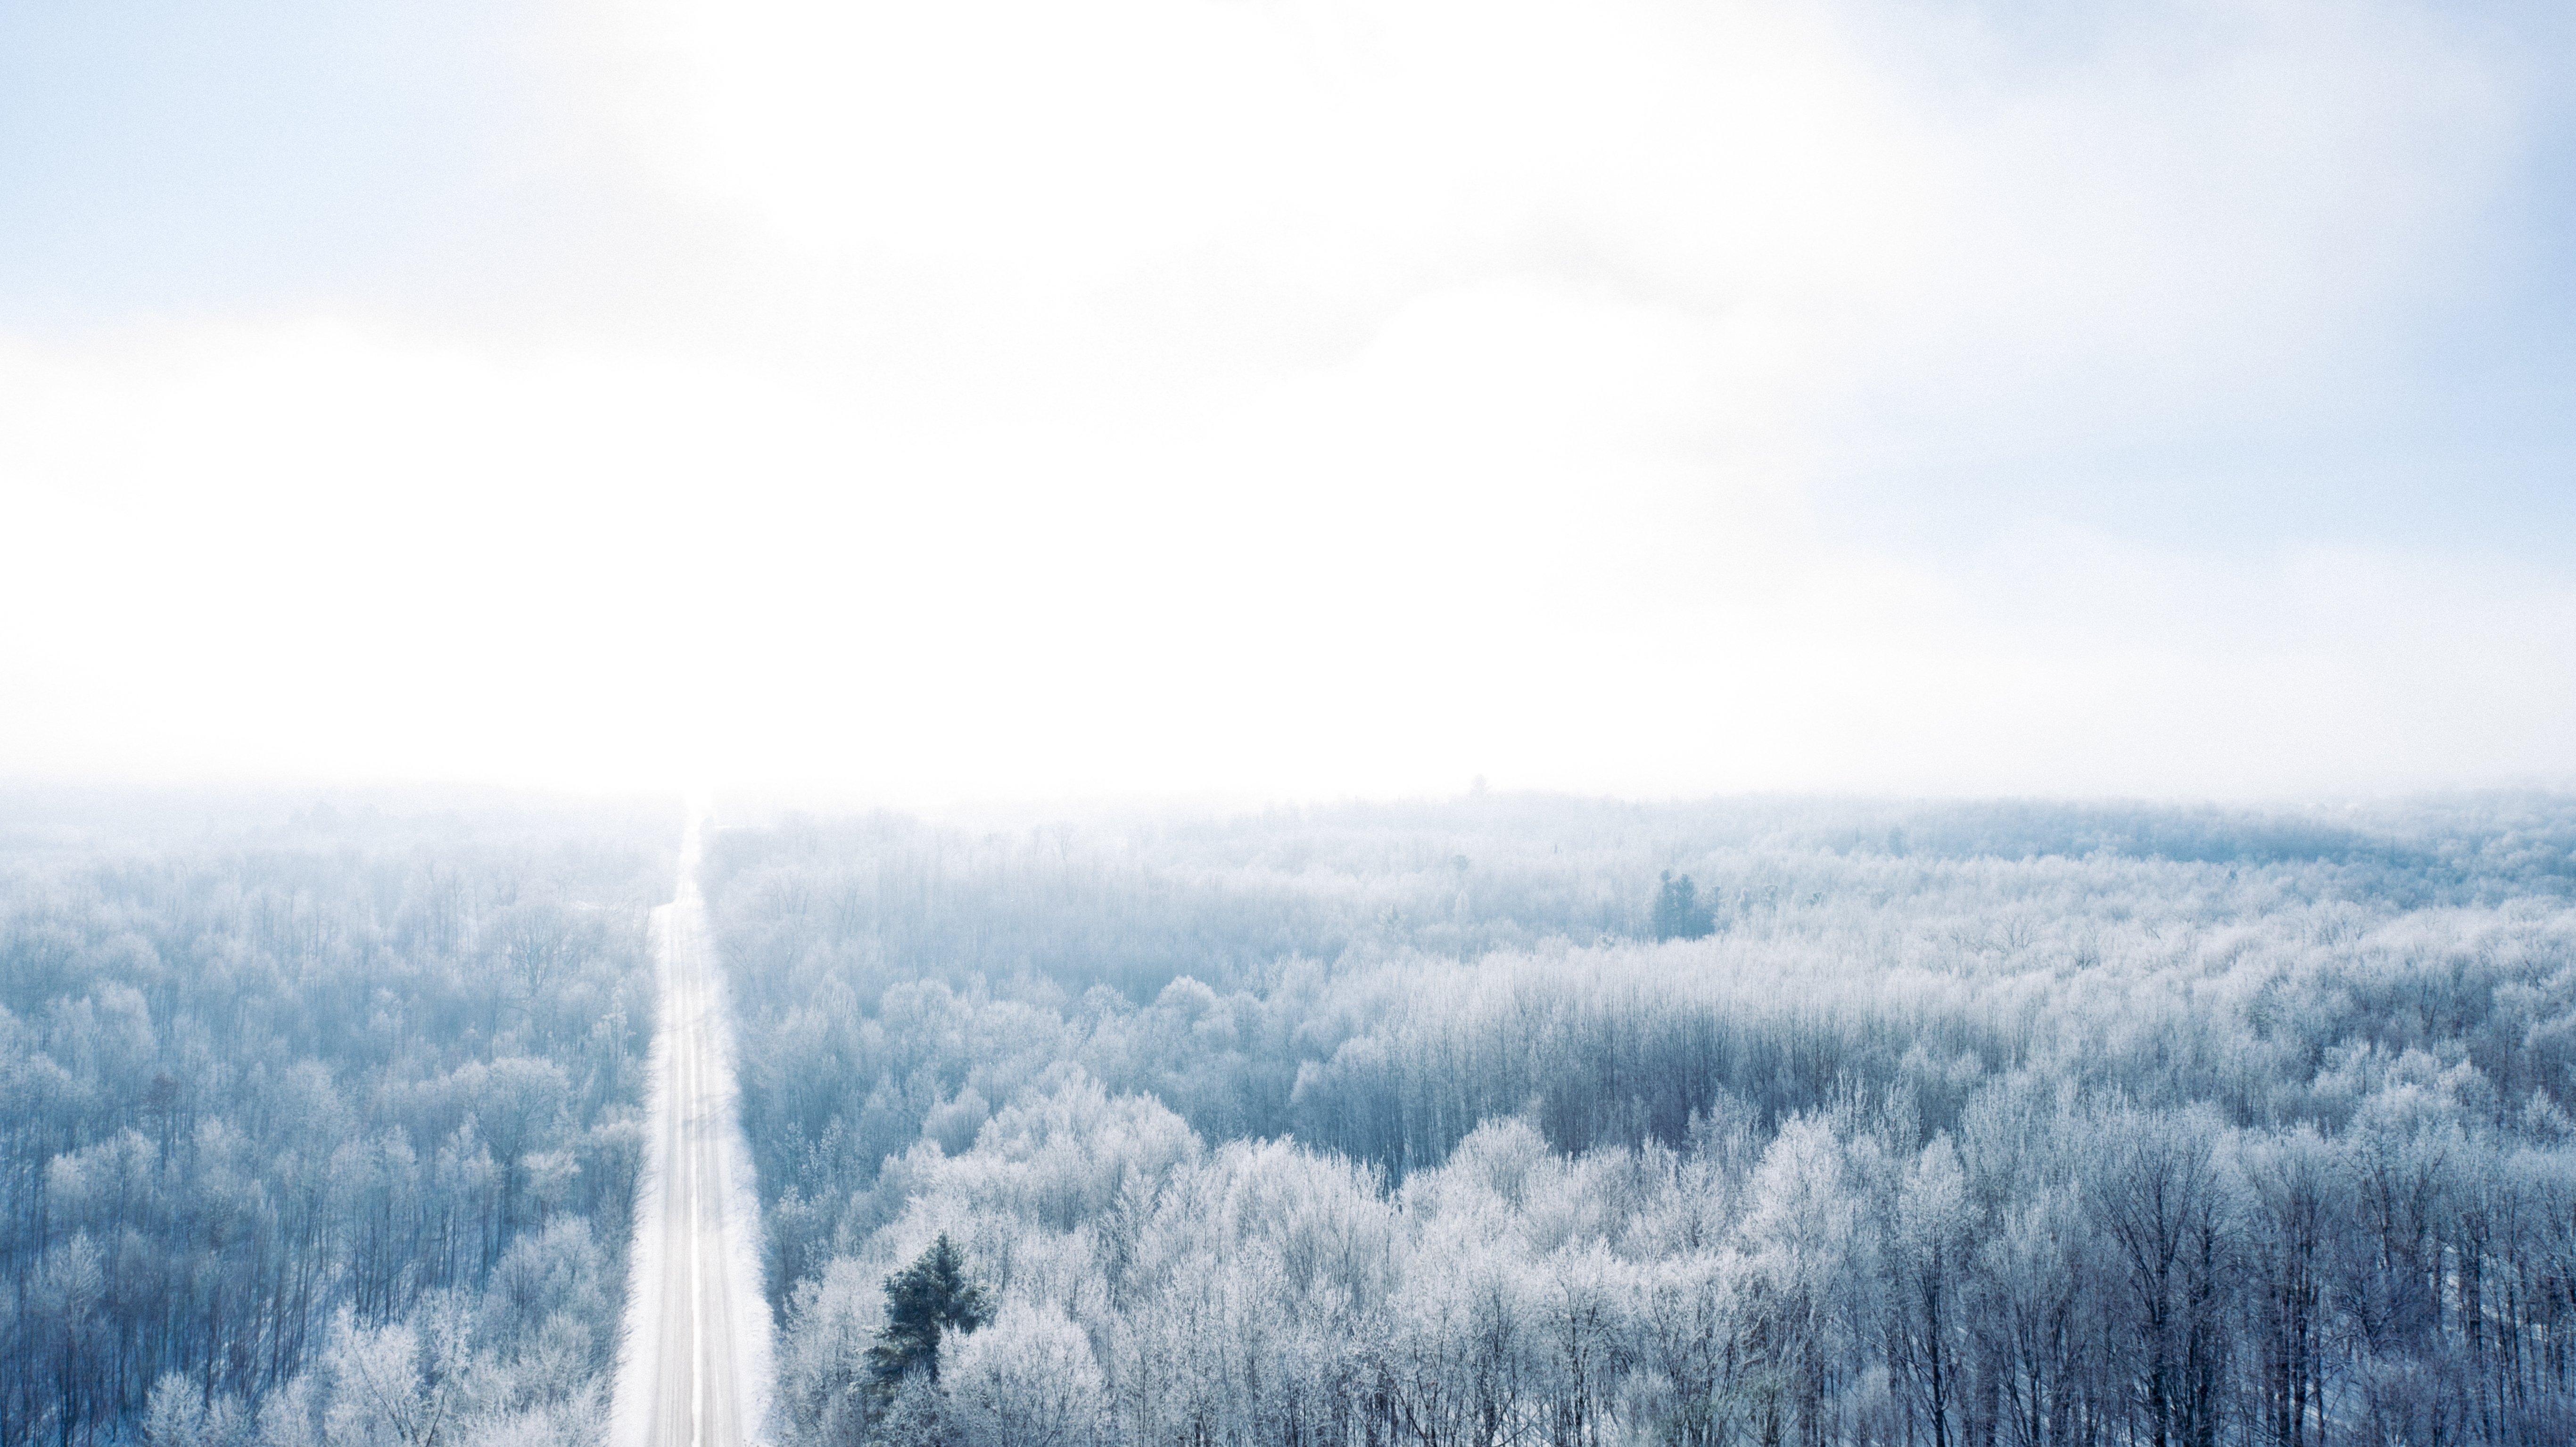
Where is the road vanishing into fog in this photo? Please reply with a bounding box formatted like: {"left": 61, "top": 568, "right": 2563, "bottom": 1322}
{"left": 616, "top": 811, "right": 770, "bottom": 1447}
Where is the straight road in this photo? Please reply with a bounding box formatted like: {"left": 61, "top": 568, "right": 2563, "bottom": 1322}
{"left": 616, "top": 810, "right": 770, "bottom": 1447}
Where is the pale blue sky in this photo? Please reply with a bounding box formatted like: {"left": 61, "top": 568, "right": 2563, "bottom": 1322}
{"left": 0, "top": 1, "right": 503, "bottom": 317}
{"left": 3, "top": 0, "right": 2572, "bottom": 799}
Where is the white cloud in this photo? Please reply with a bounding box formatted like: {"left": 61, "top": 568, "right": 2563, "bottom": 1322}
{"left": 2, "top": 0, "right": 2566, "bottom": 802}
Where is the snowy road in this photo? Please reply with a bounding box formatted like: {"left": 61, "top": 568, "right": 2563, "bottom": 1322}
{"left": 613, "top": 811, "right": 771, "bottom": 1447}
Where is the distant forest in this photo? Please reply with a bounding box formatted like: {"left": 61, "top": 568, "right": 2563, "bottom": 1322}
{"left": 10, "top": 790, "right": 2576, "bottom": 1446}
{"left": 709, "top": 794, "right": 2576, "bottom": 1447}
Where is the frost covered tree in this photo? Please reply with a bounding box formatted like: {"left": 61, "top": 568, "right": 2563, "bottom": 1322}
{"left": 944, "top": 1302, "right": 1108, "bottom": 1447}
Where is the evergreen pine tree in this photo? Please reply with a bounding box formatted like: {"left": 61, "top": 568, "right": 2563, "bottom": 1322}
{"left": 1651, "top": 870, "right": 1717, "bottom": 941}
{"left": 866, "top": 1234, "right": 992, "bottom": 1397}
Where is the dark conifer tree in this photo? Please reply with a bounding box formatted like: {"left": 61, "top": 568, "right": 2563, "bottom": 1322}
{"left": 866, "top": 1234, "right": 991, "bottom": 1394}
{"left": 1652, "top": 870, "right": 1716, "bottom": 940}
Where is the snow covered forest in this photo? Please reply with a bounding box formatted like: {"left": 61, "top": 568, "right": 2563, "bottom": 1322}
{"left": 711, "top": 794, "right": 2576, "bottom": 1447}
{"left": 12, "top": 789, "right": 2576, "bottom": 1447}
{"left": 0, "top": 792, "right": 674, "bottom": 1447}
